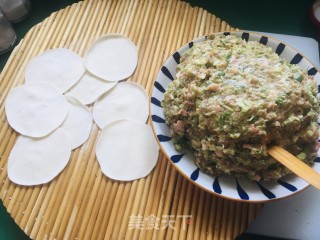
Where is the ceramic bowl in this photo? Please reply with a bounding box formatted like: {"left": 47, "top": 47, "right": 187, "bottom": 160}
{"left": 150, "top": 31, "right": 320, "bottom": 202}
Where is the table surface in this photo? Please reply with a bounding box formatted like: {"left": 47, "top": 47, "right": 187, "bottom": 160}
{"left": 0, "top": 0, "right": 318, "bottom": 239}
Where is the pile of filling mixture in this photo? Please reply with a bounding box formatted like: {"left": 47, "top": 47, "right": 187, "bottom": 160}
{"left": 162, "top": 34, "right": 320, "bottom": 181}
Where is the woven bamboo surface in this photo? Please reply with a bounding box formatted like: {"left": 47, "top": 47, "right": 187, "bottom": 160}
{"left": 0, "top": 0, "right": 264, "bottom": 239}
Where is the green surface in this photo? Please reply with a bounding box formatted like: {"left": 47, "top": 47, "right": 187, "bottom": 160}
{"left": 0, "top": 201, "right": 30, "bottom": 240}
{"left": 0, "top": 0, "right": 318, "bottom": 239}
{"left": 187, "top": 0, "right": 318, "bottom": 38}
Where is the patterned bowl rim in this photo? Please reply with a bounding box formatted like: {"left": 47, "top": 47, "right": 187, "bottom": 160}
{"left": 149, "top": 30, "right": 320, "bottom": 203}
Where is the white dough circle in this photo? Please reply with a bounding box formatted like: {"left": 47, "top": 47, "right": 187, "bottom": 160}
{"left": 85, "top": 34, "right": 138, "bottom": 81}
{"left": 5, "top": 83, "right": 68, "bottom": 138}
{"left": 8, "top": 128, "right": 72, "bottom": 186}
{"left": 65, "top": 71, "right": 117, "bottom": 105}
{"left": 60, "top": 97, "right": 93, "bottom": 150}
{"left": 96, "top": 120, "right": 159, "bottom": 181}
{"left": 25, "top": 48, "right": 85, "bottom": 93}
{"left": 93, "top": 81, "right": 148, "bottom": 129}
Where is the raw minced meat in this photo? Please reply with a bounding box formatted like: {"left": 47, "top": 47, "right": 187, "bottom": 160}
{"left": 162, "top": 34, "right": 320, "bottom": 181}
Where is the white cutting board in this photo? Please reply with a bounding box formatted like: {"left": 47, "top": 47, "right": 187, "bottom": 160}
{"left": 246, "top": 32, "right": 320, "bottom": 240}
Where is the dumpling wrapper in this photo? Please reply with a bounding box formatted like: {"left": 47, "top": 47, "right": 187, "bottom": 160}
{"left": 25, "top": 48, "right": 85, "bottom": 93}
{"left": 85, "top": 34, "right": 138, "bottom": 81}
{"left": 93, "top": 81, "right": 148, "bottom": 129}
{"left": 8, "top": 128, "right": 72, "bottom": 186}
{"left": 60, "top": 96, "right": 93, "bottom": 150}
{"left": 5, "top": 83, "right": 68, "bottom": 138}
{"left": 96, "top": 119, "right": 159, "bottom": 181}
{"left": 65, "top": 71, "right": 117, "bottom": 105}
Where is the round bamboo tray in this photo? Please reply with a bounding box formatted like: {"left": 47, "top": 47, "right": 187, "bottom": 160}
{"left": 0, "top": 0, "right": 263, "bottom": 239}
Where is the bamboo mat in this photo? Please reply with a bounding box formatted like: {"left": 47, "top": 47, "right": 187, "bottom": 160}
{"left": 0, "top": 0, "right": 264, "bottom": 239}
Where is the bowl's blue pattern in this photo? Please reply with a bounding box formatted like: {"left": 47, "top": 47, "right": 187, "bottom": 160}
{"left": 150, "top": 31, "right": 320, "bottom": 202}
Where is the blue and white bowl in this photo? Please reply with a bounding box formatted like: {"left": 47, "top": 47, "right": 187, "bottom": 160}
{"left": 150, "top": 31, "right": 320, "bottom": 202}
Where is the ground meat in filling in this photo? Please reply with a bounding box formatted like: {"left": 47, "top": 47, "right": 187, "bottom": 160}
{"left": 162, "top": 34, "right": 320, "bottom": 181}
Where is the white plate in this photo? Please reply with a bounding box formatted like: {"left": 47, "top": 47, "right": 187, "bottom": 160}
{"left": 150, "top": 31, "right": 320, "bottom": 202}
